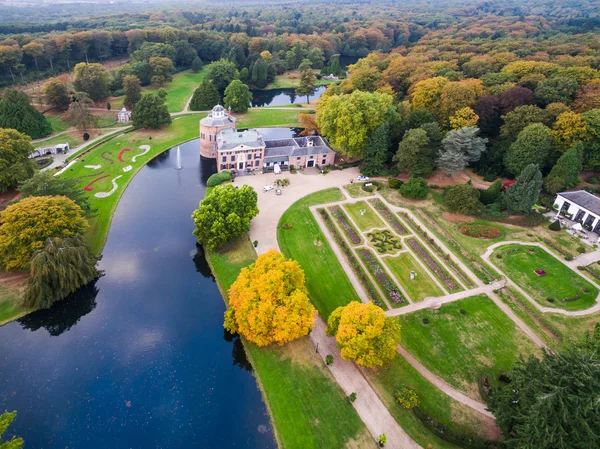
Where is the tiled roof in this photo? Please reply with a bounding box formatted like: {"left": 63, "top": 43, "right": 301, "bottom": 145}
{"left": 558, "top": 190, "right": 600, "bottom": 216}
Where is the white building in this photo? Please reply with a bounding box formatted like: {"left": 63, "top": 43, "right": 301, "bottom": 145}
{"left": 117, "top": 107, "right": 131, "bottom": 123}
{"left": 29, "top": 143, "right": 69, "bottom": 159}
{"left": 553, "top": 190, "right": 600, "bottom": 233}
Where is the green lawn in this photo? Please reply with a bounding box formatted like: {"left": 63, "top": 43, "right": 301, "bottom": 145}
{"left": 207, "top": 236, "right": 374, "bottom": 449}
{"left": 146, "top": 69, "right": 207, "bottom": 113}
{"left": 344, "top": 183, "right": 374, "bottom": 198}
{"left": 46, "top": 114, "right": 70, "bottom": 133}
{"left": 32, "top": 131, "right": 83, "bottom": 150}
{"left": 277, "top": 189, "right": 361, "bottom": 318}
{"left": 492, "top": 244, "right": 598, "bottom": 311}
{"left": 397, "top": 294, "right": 540, "bottom": 399}
{"left": 0, "top": 284, "right": 28, "bottom": 326}
{"left": 384, "top": 252, "right": 443, "bottom": 302}
{"left": 236, "top": 108, "right": 301, "bottom": 128}
{"left": 266, "top": 69, "right": 338, "bottom": 90}
{"left": 343, "top": 201, "right": 384, "bottom": 231}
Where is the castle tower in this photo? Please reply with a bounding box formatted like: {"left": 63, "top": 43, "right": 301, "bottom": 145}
{"left": 199, "top": 105, "right": 237, "bottom": 159}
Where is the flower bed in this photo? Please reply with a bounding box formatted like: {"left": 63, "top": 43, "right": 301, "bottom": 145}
{"left": 83, "top": 173, "right": 110, "bottom": 191}
{"left": 101, "top": 152, "right": 114, "bottom": 164}
{"left": 118, "top": 148, "right": 131, "bottom": 163}
{"left": 358, "top": 248, "right": 404, "bottom": 305}
{"left": 459, "top": 223, "right": 501, "bottom": 239}
{"left": 330, "top": 205, "right": 361, "bottom": 244}
{"left": 367, "top": 229, "right": 402, "bottom": 254}
{"left": 407, "top": 238, "right": 458, "bottom": 291}
{"left": 370, "top": 199, "right": 408, "bottom": 235}
{"left": 318, "top": 209, "right": 384, "bottom": 308}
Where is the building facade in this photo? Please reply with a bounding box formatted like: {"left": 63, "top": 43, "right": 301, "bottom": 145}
{"left": 117, "top": 107, "right": 131, "bottom": 123}
{"left": 199, "top": 105, "right": 237, "bottom": 158}
{"left": 553, "top": 190, "right": 600, "bottom": 234}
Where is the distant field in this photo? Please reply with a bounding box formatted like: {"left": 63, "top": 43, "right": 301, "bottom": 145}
{"left": 267, "top": 70, "right": 339, "bottom": 90}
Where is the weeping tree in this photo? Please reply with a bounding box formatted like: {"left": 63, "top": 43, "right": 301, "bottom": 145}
{"left": 0, "top": 410, "right": 23, "bottom": 449}
{"left": 25, "top": 235, "right": 101, "bottom": 310}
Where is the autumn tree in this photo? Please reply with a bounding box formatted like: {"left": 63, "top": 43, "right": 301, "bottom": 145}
{"left": 504, "top": 164, "right": 542, "bottom": 215}
{"left": 206, "top": 58, "right": 239, "bottom": 90}
{"left": 499, "top": 86, "right": 534, "bottom": 114}
{"left": 439, "top": 79, "right": 483, "bottom": 117}
{"left": 18, "top": 171, "right": 92, "bottom": 214}
{"left": 73, "top": 62, "right": 110, "bottom": 101}
{"left": 474, "top": 95, "right": 501, "bottom": 136}
{"left": 23, "top": 41, "right": 44, "bottom": 71}
{"left": 131, "top": 92, "right": 171, "bottom": 129}
{"left": 326, "top": 302, "right": 401, "bottom": 368}
{"left": 0, "top": 128, "right": 36, "bottom": 192}
{"left": 43, "top": 78, "right": 70, "bottom": 110}
{"left": 190, "top": 79, "right": 221, "bottom": 111}
{"left": 317, "top": 90, "right": 393, "bottom": 157}
{"left": 410, "top": 76, "right": 448, "bottom": 114}
{"left": 437, "top": 127, "right": 487, "bottom": 175}
{"left": 0, "top": 89, "right": 52, "bottom": 139}
{"left": 573, "top": 79, "right": 600, "bottom": 112}
{"left": 223, "top": 80, "right": 252, "bottom": 113}
{"left": 0, "top": 411, "right": 23, "bottom": 449}
{"left": 123, "top": 75, "right": 142, "bottom": 108}
{"left": 361, "top": 123, "right": 389, "bottom": 176}
{"left": 224, "top": 250, "right": 316, "bottom": 347}
{"left": 449, "top": 107, "right": 479, "bottom": 129}
{"left": 552, "top": 111, "right": 590, "bottom": 151}
{"left": 149, "top": 56, "right": 175, "bottom": 86}
{"left": 505, "top": 123, "right": 552, "bottom": 176}
{"left": 544, "top": 145, "right": 583, "bottom": 194}
{"left": 295, "top": 59, "right": 317, "bottom": 103}
{"left": 298, "top": 112, "right": 319, "bottom": 136}
{"left": 192, "top": 184, "right": 258, "bottom": 250}
{"left": 64, "top": 92, "right": 98, "bottom": 131}
{"left": 0, "top": 196, "right": 88, "bottom": 270}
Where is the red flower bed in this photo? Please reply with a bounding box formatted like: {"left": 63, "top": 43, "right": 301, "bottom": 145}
{"left": 371, "top": 199, "right": 408, "bottom": 235}
{"left": 331, "top": 206, "right": 361, "bottom": 244}
{"left": 118, "top": 148, "right": 131, "bottom": 163}
{"left": 407, "top": 238, "right": 458, "bottom": 291}
{"left": 359, "top": 248, "right": 404, "bottom": 304}
{"left": 83, "top": 173, "right": 110, "bottom": 191}
{"left": 459, "top": 223, "right": 501, "bottom": 239}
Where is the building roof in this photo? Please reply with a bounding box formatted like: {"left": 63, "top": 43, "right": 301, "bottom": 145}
{"left": 217, "top": 128, "right": 265, "bottom": 150}
{"left": 558, "top": 190, "right": 600, "bottom": 216}
{"left": 200, "top": 105, "right": 236, "bottom": 127}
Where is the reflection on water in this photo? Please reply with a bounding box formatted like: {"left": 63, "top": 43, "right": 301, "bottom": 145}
{"left": 250, "top": 85, "right": 326, "bottom": 107}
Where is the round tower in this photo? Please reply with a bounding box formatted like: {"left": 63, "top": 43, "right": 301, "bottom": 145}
{"left": 199, "top": 105, "right": 237, "bottom": 159}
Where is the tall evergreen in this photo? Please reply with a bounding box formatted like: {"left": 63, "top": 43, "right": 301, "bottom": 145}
{"left": 189, "top": 80, "right": 221, "bottom": 111}
{"left": 361, "top": 123, "right": 390, "bottom": 176}
{"left": 295, "top": 59, "right": 317, "bottom": 103}
{"left": 504, "top": 163, "right": 542, "bottom": 215}
{"left": 544, "top": 144, "right": 583, "bottom": 194}
{"left": 251, "top": 58, "right": 269, "bottom": 89}
{"left": 0, "top": 89, "right": 52, "bottom": 139}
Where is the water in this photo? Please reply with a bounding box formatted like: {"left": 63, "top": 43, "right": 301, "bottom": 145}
{"left": 0, "top": 139, "right": 276, "bottom": 449}
{"left": 250, "top": 85, "right": 327, "bottom": 107}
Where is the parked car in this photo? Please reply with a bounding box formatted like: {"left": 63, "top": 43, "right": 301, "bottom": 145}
{"left": 276, "top": 188, "right": 282, "bottom": 195}
{"left": 357, "top": 175, "right": 370, "bottom": 181}
{"left": 263, "top": 185, "right": 274, "bottom": 192}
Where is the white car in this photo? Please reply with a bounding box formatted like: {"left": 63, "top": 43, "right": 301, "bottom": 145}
{"left": 263, "top": 185, "right": 274, "bottom": 192}
{"left": 357, "top": 175, "right": 370, "bottom": 181}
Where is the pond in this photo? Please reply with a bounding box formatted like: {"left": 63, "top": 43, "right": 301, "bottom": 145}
{"left": 0, "top": 138, "right": 279, "bottom": 448}
{"left": 250, "top": 85, "right": 326, "bottom": 107}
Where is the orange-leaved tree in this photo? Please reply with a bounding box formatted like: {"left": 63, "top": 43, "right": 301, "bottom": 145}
{"left": 326, "top": 301, "right": 401, "bottom": 367}
{"left": 224, "top": 250, "right": 316, "bottom": 347}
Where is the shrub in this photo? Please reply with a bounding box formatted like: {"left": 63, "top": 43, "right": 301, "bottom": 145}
{"left": 547, "top": 297, "right": 555, "bottom": 303}
{"left": 588, "top": 176, "right": 600, "bottom": 184}
{"left": 388, "top": 178, "right": 403, "bottom": 189}
{"left": 445, "top": 184, "right": 481, "bottom": 215}
{"left": 548, "top": 220, "right": 561, "bottom": 231}
{"left": 348, "top": 392, "right": 357, "bottom": 402}
{"left": 83, "top": 132, "right": 90, "bottom": 141}
{"left": 112, "top": 88, "right": 125, "bottom": 97}
{"left": 577, "top": 245, "right": 586, "bottom": 253}
{"left": 565, "top": 254, "right": 574, "bottom": 261}
{"left": 206, "top": 171, "right": 232, "bottom": 187}
{"left": 379, "top": 434, "right": 387, "bottom": 446}
{"left": 399, "top": 177, "right": 429, "bottom": 199}
{"left": 460, "top": 309, "right": 467, "bottom": 315}
{"left": 480, "top": 179, "right": 502, "bottom": 205}
{"left": 422, "top": 318, "right": 429, "bottom": 324}
{"left": 325, "top": 354, "right": 334, "bottom": 365}
{"left": 395, "top": 388, "right": 419, "bottom": 409}
{"left": 281, "top": 222, "right": 293, "bottom": 230}
{"left": 459, "top": 223, "right": 501, "bottom": 239}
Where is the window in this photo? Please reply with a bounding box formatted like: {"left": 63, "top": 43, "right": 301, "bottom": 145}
{"left": 296, "top": 157, "right": 301, "bottom": 160}
{"left": 201, "top": 132, "right": 205, "bottom": 139}
{"left": 322, "top": 159, "right": 326, "bottom": 165}
{"left": 231, "top": 156, "right": 235, "bottom": 162}
{"left": 247, "top": 154, "right": 252, "bottom": 160}
{"left": 221, "top": 164, "right": 227, "bottom": 169}
{"left": 222, "top": 156, "right": 226, "bottom": 163}
{"left": 255, "top": 160, "right": 260, "bottom": 167}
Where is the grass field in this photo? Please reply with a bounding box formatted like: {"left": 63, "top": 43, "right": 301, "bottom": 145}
{"left": 145, "top": 69, "right": 207, "bottom": 112}
{"left": 207, "top": 236, "right": 374, "bottom": 449}
{"left": 266, "top": 70, "right": 338, "bottom": 89}
{"left": 492, "top": 244, "right": 598, "bottom": 311}
{"left": 397, "top": 294, "right": 540, "bottom": 398}
{"left": 343, "top": 201, "right": 384, "bottom": 231}
{"left": 277, "top": 189, "right": 361, "bottom": 318}
{"left": 344, "top": 183, "right": 374, "bottom": 198}
{"left": 384, "top": 252, "right": 443, "bottom": 302}
{"left": 0, "top": 284, "right": 28, "bottom": 325}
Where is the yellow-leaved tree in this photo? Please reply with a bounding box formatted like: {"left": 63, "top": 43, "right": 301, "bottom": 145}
{"left": 449, "top": 107, "right": 480, "bottom": 129}
{"left": 326, "top": 302, "right": 401, "bottom": 368}
{"left": 552, "top": 111, "right": 590, "bottom": 150}
{"left": 224, "top": 250, "right": 316, "bottom": 347}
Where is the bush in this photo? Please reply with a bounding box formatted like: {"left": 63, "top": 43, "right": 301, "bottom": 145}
{"left": 565, "top": 254, "right": 574, "bottom": 261}
{"left": 395, "top": 387, "right": 419, "bottom": 409}
{"left": 399, "top": 177, "right": 429, "bottom": 199}
{"left": 348, "top": 392, "right": 357, "bottom": 402}
{"left": 548, "top": 220, "right": 561, "bottom": 231}
{"left": 388, "top": 178, "right": 403, "bottom": 189}
{"left": 253, "top": 240, "right": 258, "bottom": 248}
{"left": 206, "top": 171, "right": 232, "bottom": 187}
{"left": 325, "top": 354, "right": 334, "bottom": 365}
{"left": 112, "top": 88, "right": 125, "bottom": 97}
{"left": 577, "top": 245, "right": 586, "bottom": 254}
{"left": 361, "top": 180, "right": 384, "bottom": 193}
{"left": 444, "top": 184, "right": 481, "bottom": 215}
{"left": 459, "top": 223, "right": 501, "bottom": 239}
{"left": 480, "top": 179, "right": 502, "bottom": 205}
{"left": 588, "top": 176, "right": 600, "bottom": 184}
{"left": 83, "top": 132, "right": 90, "bottom": 141}
{"left": 281, "top": 222, "right": 293, "bottom": 230}
{"left": 422, "top": 318, "right": 429, "bottom": 324}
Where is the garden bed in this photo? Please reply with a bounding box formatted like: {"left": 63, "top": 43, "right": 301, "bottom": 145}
{"left": 369, "top": 198, "right": 408, "bottom": 235}
{"left": 459, "top": 223, "right": 501, "bottom": 239}
{"left": 366, "top": 229, "right": 402, "bottom": 254}
{"left": 407, "top": 239, "right": 459, "bottom": 291}
{"left": 357, "top": 248, "right": 405, "bottom": 306}
{"left": 330, "top": 205, "right": 362, "bottom": 244}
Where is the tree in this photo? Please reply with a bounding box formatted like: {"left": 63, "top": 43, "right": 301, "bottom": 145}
{"left": 25, "top": 235, "right": 100, "bottom": 310}
{"left": 505, "top": 123, "right": 552, "bottom": 176}
{"left": 0, "top": 128, "right": 35, "bottom": 192}
{"left": 361, "top": 123, "right": 389, "bottom": 176}
{"left": 573, "top": 79, "right": 600, "bottom": 112}
{"left": 295, "top": 60, "right": 317, "bottom": 103}
{"left": 439, "top": 79, "right": 483, "bottom": 117}
{"left": 552, "top": 111, "right": 590, "bottom": 151}
{"left": 122, "top": 75, "right": 142, "bottom": 108}
{"left": 0, "top": 411, "right": 23, "bottom": 449}
{"left": 500, "top": 105, "right": 551, "bottom": 137}
{"left": 0, "top": 89, "right": 52, "bottom": 139}
{"left": 499, "top": 86, "right": 534, "bottom": 114}
{"left": 444, "top": 184, "right": 481, "bottom": 215}
{"left": 394, "top": 128, "right": 434, "bottom": 177}
{"left": 544, "top": 145, "right": 583, "bottom": 194}
{"left": 410, "top": 76, "right": 448, "bottom": 114}
{"left": 191, "top": 56, "right": 203, "bottom": 73}
{"left": 191, "top": 184, "right": 258, "bottom": 250}
{"left": 449, "top": 107, "right": 479, "bottom": 129}
{"left": 18, "top": 171, "right": 92, "bottom": 214}
{"left": 504, "top": 164, "right": 542, "bottom": 215}
{"left": 480, "top": 179, "right": 502, "bottom": 205}
{"left": 43, "top": 78, "right": 70, "bottom": 111}
{"left": 131, "top": 92, "right": 171, "bottom": 129}
{"left": 149, "top": 56, "right": 175, "bottom": 86}
{"left": 224, "top": 250, "right": 316, "bottom": 347}
{"left": 399, "top": 177, "right": 429, "bottom": 199}
{"left": 223, "top": 80, "right": 252, "bottom": 113}
{"left": 64, "top": 93, "right": 97, "bottom": 131}
{"left": 489, "top": 340, "right": 600, "bottom": 449}
{"left": 0, "top": 196, "right": 88, "bottom": 271}
{"left": 251, "top": 57, "right": 269, "bottom": 89}
{"left": 73, "top": 62, "right": 110, "bottom": 101}
{"left": 131, "top": 61, "right": 152, "bottom": 86}
{"left": 23, "top": 41, "right": 44, "bottom": 71}
{"left": 535, "top": 76, "right": 579, "bottom": 106}
{"left": 317, "top": 90, "right": 393, "bottom": 157}
{"left": 326, "top": 302, "right": 401, "bottom": 368}
{"left": 474, "top": 95, "right": 501, "bottom": 135}
{"left": 437, "top": 127, "right": 487, "bottom": 176}
{"left": 190, "top": 79, "right": 221, "bottom": 111}
{"left": 206, "top": 58, "right": 239, "bottom": 90}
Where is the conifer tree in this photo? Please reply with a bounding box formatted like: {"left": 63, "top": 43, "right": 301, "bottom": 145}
{"left": 504, "top": 164, "right": 542, "bottom": 215}
{"left": 544, "top": 145, "right": 583, "bottom": 194}
{"left": 295, "top": 59, "right": 316, "bottom": 103}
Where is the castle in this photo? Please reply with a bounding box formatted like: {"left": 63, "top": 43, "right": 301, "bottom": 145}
{"left": 199, "top": 105, "right": 336, "bottom": 173}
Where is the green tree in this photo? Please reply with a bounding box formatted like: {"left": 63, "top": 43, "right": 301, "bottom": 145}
{"left": 191, "top": 184, "right": 259, "bottom": 250}
{"left": 480, "top": 179, "right": 502, "bottom": 205}
{"left": 394, "top": 128, "right": 434, "bottom": 177}
{"left": 399, "top": 177, "right": 429, "bottom": 199}
{"left": 489, "top": 340, "right": 600, "bottom": 449}
{"left": 122, "top": 75, "right": 142, "bottom": 108}
{"left": 191, "top": 56, "right": 203, "bottom": 73}
{"left": 505, "top": 123, "right": 552, "bottom": 176}
{"left": 500, "top": 105, "right": 551, "bottom": 138}
{"left": 544, "top": 145, "right": 583, "bottom": 194}
{"left": 295, "top": 59, "right": 317, "bottom": 103}
{"left": 0, "top": 128, "right": 35, "bottom": 193}
{"left": 251, "top": 58, "right": 269, "bottom": 89}
{"left": 131, "top": 92, "right": 171, "bottom": 129}
{"left": 64, "top": 92, "right": 98, "bottom": 131}
{"left": 504, "top": 164, "right": 542, "bottom": 215}
{"left": 73, "top": 62, "right": 110, "bottom": 101}
{"left": 0, "top": 411, "right": 23, "bottom": 449}
{"left": 0, "top": 89, "right": 52, "bottom": 139}
{"left": 444, "top": 184, "right": 481, "bottom": 215}
{"left": 223, "top": 80, "right": 252, "bottom": 113}
{"left": 190, "top": 79, "right": 221, "bottom": 111}
{"left": 0, "top": 196, "right": 88, "bottom": 271}
{"left": 25, "top": 235, "right": 100, "bottom": 310}
{"left": 43, "top": 78, "right": 70, "bottom": 111}
{"left": 437, "top": 126, "right": 487, "bottom": 175}
{"left": 149, "top": 56, "right": 175, "bottom": 86}
{"left": 18, "top": 171, "right": 92, "bottom": 214}
{"left": 535, "top": 76, "right": 579, "bottom": 106}
{"left": 360, "top": 123, "right": 389, "bottom": 177}
{"left": 206, "top": 58, "right": 239, "bottom": 90}
{"left": 317, "top": 90, "right": 394, "bottom": 157}
{"left": 131, "top": 61, "right": 152, "bottom": 86}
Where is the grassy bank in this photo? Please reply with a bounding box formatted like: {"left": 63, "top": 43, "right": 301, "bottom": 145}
{"left": 0, "top": 284, "right": 28, "bottom": 325}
